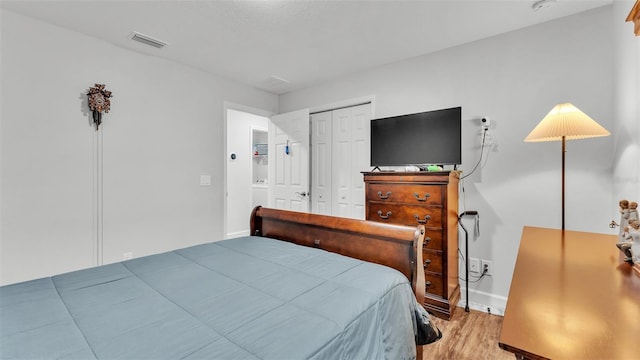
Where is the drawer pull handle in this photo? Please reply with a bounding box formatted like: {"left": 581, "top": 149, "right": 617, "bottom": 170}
{"left": 424, "top": 259, "right": 431, "bottom": 268}
{"left": 377, "top": 210, "right": 392, "bottom": 219}
{"left": 377, "top": 191, "right": 391, "bottom": 200}
{"left": 423, "top": 237, "right": 431, "bottom": 245}
{"left": 414, "top": 193, "right": 431, "bottom": 202}
{"left": 414, "top": 214, "right": 431, "bottom": 224}
{"left": 425, "top": 281, "right": 432, "bottom": 288}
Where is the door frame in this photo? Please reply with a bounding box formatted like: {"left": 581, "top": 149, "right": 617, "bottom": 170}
{"left": 223, "top": 101, "right": 274, "bottom": 239}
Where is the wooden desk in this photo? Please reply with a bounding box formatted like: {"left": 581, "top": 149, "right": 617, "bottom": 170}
{"left": 499, "top": 226, "right": 640, "bottom": 360}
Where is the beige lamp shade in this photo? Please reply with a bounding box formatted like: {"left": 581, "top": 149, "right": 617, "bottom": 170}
{"left": 524, "top": 103, "right": 610, "bottom": 142}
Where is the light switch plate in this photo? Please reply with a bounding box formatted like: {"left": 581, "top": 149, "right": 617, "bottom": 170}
{"left": 200, "top": 175, "right": 211, "bottom": 186}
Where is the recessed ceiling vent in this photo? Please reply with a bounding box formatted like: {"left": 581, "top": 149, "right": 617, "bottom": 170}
{"left": 255, "top": 75, "right": 291, "bottom": 94}
{"left": 130, "top": 31, "right": 167, "bottom": 48}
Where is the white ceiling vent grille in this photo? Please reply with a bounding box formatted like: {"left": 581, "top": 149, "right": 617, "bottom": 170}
{"left": 255, "top": 75, "right": 291, "bottom": 94}
{"left": 130, "top": 31, "right": 167, "bottom": 48}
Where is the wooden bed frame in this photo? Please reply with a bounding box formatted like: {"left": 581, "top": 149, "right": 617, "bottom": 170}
{"left": 250, "top": 206, "right": 428, "bottom": 356}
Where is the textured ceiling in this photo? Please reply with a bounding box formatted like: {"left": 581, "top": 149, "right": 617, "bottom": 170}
{"left": 1, "top": 0, "right": 612, "bottom": 94}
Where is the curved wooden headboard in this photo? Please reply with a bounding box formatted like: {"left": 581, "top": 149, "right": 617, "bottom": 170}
{"left": 250, "top": 206, "right": 426, "bottom": 302}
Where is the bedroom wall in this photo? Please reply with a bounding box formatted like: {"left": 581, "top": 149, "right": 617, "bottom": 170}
{"left": 612, "top": 1, "right": 640, "bottom": 205}
{"left": 0, "top": 10, "right": 278, "bottom": 285}
{"left": 279, "top": 6, "right": 615, "bottom": 313}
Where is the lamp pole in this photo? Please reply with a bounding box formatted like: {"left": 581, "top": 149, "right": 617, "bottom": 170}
{"left": 561, "top": 136, "right": 565, "bottom": 231}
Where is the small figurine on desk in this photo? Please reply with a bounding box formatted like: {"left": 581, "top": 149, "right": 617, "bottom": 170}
{"left": 619, "top": 199, "right": 630, "bottom": 238}
{"left": 621, "top": 225, "right": 631, "bottom": 242}
{"left": 618, "top": 219, "right": 640, "bottom": 264}
{"left": 628, "top": 201, "right": 639, "bottom": 224}
{"left": 628, "top": 219, "right": 640, "bottom": 265}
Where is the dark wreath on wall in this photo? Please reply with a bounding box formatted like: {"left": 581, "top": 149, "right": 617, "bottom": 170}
{"left": 87, "top": 83, "right": 113, "bottom": 130}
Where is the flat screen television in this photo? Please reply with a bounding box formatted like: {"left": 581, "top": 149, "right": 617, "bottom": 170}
{"left": 370, "top": 106, "right": 461, "bottom": 167}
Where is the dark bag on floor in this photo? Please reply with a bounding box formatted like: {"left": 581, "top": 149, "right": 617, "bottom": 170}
{"left": 415, "top": 305, "right": 443, "bottom": 345}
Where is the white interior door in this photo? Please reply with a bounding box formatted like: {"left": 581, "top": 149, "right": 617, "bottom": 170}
{"left": 349, "top": 104, "right": 370, "bottom": 219}
{"left": 332, "top": 104, "right": 370, "bottom": 219}
{"left": 332, "top": 108, "right": 351, "bottom": 218}
{"left": 268, "top": 109, "right": 310, "bottom": 212}
{"left": 311, "top": 111, "right": 332, "bottom": 215}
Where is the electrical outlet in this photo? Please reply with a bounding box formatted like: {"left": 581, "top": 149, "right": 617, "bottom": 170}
{"left": 469, "top": 258, "right": 480, "bottom": 274}
{"left": 122, "top": 252, "right": 133, "bottom": 261}
{"left": 481, "top": 259, "right": 493, "bottom": 276}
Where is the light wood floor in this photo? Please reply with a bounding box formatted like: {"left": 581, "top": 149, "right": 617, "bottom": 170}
{"left": 422, "top": 309, "right": 515, "bottom": 360}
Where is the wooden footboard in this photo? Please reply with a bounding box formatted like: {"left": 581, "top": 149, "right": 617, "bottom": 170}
{"left": 250, "top": 206, "right": 426, "bottom": 303}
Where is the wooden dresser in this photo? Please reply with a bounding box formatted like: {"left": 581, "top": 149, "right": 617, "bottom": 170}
{"left": 363, "top": 171, "right": 460, "bottom": 320}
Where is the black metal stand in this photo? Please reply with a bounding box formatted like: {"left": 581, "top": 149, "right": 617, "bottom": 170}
{"left": 458, "top": 211, "right": 478, "bottom": 313}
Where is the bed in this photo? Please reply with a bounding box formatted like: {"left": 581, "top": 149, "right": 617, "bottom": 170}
{"left": 1, "top": 207, "right": 441, "bottom": 359}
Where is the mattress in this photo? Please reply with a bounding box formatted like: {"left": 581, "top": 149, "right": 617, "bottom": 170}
{"left": 1, "top": 236, "right": 432, "bottom": 359}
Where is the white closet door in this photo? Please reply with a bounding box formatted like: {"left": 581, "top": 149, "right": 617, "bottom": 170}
{"left": 311, "top": 111, "right": 332, "bottom": 215}
{"left": 331, "top": 104, "right": 371, "bottom": 219}
{"left": 332, "top": 108, "right": 352, "bottom": 218}
{"left": 349, "top": 104, "right": 371, "bottom": 219}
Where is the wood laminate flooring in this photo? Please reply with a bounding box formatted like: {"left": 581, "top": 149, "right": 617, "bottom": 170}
{"left": 422, "top": 309, "right": 514, "bottom": 360}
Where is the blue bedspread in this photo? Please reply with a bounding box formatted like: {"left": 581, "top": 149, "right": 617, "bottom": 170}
{"left": 1, "top": 236, "right": 429, "bottom": 359}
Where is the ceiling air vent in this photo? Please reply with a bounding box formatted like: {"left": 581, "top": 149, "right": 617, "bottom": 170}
{"left": 255, "top": 75, "right": 291, "bottom": 94}
{"left": 130, "top": 31, "right": 167, "bottom": 48}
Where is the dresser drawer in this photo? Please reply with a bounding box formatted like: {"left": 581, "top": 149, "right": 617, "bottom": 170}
{"left": 367, "top": 183, "right": 443, "bottom": 205}
{"left": 367, "top": 203, "right": 443, "bottom": 228}
{"left": 422, "top": 249, "right": 443, "bottom": 274}
{"left": 423, "top": 229, "right": 443, "bottom": 250}
{"left": 424, "top": 273, "right": 444, "bottom": 297}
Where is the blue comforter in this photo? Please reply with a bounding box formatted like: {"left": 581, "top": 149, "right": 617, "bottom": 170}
{"left": 1, "top": 236, "right": 430, "bottom": 359}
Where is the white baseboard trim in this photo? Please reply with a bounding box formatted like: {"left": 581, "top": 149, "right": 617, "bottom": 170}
{"left": 226, "top": 230, "right": 250, "bottom": 239}
{"left": 457, "top": 288, "right": 508, "bottom": 316}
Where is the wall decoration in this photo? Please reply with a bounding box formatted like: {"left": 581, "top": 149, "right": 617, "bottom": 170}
{"left": 87, "top": 83, "right": 113, "bottom": 130}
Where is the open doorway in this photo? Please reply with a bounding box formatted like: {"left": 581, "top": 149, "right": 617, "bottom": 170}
{"left": 224, "top": 106, "right": 270, "bottom": 239}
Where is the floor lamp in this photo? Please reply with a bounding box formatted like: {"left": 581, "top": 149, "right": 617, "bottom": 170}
{"left": 524, "top": 103, "right": 610, "bottom": 230}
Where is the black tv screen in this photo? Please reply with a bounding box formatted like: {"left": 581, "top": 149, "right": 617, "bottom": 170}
{"left": 370, "top": 106, "right": 461, "bottom": 167}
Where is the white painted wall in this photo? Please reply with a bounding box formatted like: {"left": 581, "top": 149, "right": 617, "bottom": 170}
{"left": 0, "top": 10, "right": 278, "bottom": 285}
{"left": 225, "top": 109, "right": 269, "bottom": 238}
{"left": 612, "top": 1, "right": 640, "bottom": 204}
{"left": 280, "top": 7, "right": 617, "bottom": 313}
